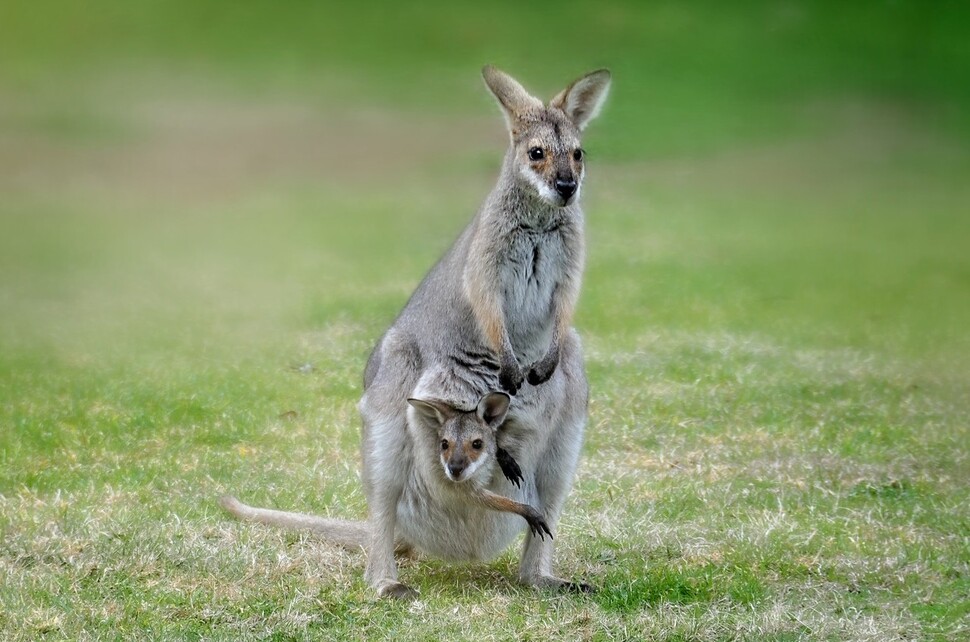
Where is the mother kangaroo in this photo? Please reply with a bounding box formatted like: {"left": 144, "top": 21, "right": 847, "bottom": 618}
{"left": 359, "top": 66, "right": 610, "bottom": 597}
{"left": 223, "top": 66, "right": 610, "bottom": 599}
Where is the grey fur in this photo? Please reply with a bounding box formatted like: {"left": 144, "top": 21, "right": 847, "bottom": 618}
{"left": 221, "top": 66, "right": 610, "bottom": 599}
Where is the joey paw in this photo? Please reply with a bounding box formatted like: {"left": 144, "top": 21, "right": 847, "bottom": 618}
{"left": 524, "top": 508, "right": 553, "bottom": 541}
{"left": 496, "top": 448, "right": 523, "bottom": 488}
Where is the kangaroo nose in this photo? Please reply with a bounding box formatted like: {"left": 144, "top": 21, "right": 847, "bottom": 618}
{"left": 555, "top": 178, "right": 577, "bottom": 200}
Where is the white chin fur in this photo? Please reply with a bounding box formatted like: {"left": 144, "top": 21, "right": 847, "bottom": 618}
{"left": 519, "top": 166, "right": 561, "bottom": 206}
{"left": 441, "top": 456, "right": 487, "bottom": 483}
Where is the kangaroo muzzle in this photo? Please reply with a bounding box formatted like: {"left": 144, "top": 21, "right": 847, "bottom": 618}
{"left": 555, "top": 176, "right": 577, "bottom": 203}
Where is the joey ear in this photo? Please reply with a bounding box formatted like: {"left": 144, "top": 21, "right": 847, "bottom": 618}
{"left": 550, "top": 69, "right": 611, "bottom": 130}
{"left": 477, "top": 391, "right": 511, "bottom": 428}
{"left": 407, "top": 398, "right": 456, "bottom": 426}
{"left": 482, "top": 65, "right": 542, "bottom": 130}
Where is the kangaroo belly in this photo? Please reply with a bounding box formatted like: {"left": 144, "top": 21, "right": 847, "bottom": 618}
{"left": 395, "top": 483, "right": 530, "bottom": 562}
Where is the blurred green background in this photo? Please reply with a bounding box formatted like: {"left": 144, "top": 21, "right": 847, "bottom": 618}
{"left": 2, "top": 0, "right": 968, "bottom": 368}
{"left": 1, "top": 1, "right": 969, "bottom": 639}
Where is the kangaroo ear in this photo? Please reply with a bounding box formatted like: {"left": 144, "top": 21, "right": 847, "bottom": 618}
{"left": 407, "top": 398, "right": 456, "bottom": 426}
{"left": 550, "top": 69, "right": 611, "bottom": 131}
{"left": 477, "top": 391, "right": 511, "bottom": 428}
{"left": 482, "top": 65, "right": 543, "bottom": 130}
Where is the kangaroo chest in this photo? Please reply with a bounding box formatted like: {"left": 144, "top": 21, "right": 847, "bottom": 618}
{"left": 499, "top": 226, "right": 570, "bottom": 365}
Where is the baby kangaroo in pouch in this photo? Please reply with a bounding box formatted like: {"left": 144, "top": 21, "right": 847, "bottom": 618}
{"left": 408, "top": 391, "right": 552, "bottom": 541}
{"left": 223, "top": 65, "right": 610, "bottom": 599}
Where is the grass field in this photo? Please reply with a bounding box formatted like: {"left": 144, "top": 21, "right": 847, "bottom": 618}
{"left": 1, "top": 2, "right": 969, "bottom": 640}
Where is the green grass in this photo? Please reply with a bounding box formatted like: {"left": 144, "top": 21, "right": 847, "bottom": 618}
{"left": 1, "top": 1, "right": 969, "bottom": 640}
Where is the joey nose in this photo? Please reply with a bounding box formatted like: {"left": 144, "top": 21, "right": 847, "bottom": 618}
{"left": 555, "top": 178, "right": 577, "bottom": 201}
{"left": 447, "top": 463, "right": 465, "bottom": 479}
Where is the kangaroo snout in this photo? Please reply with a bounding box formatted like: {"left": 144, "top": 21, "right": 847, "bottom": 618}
{"left": 555, "top": 177, "right": 577, "bottom": 202}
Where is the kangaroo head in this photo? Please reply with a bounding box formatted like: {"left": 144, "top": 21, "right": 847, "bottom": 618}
{"left": 482, "top": 65, "right": 611, "bottom": 208}
{"left": 407, "top": 391, "right": 510, "bottom": 483}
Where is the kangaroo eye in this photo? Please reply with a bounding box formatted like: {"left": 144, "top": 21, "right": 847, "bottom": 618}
{"left": 440, "top": 440, "right": 449, "bottom": 451}
{"left": 528, "top": 147, "right": 544, "bottom": 161}
{"left": 573, "top": 148, "right": 584, "bottom": 162}
{"left": 471, "top": 439, "right": 484, "bottom": 450}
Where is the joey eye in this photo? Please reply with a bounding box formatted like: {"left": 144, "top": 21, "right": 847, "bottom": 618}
{"left": 528, "top": 147, "right": 544, "bottom": 161}
{"left": 440, "top": 440, "right": 449, "bottom": 451}
{"left": 573, "top": 148, "right": 584, "bottom": 162}
{"left": 471, "top": 439, "right": 484, "bottom": 450}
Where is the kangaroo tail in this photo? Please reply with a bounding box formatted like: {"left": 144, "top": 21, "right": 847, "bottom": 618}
{"left": 218, "top": 495, "right": 370, "bottom": 550}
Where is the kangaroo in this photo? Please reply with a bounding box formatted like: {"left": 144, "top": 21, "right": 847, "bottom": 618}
{"left": 221, "top": 391, "right": 551, "bottom": 597}
{"left": 358, "top": 66, "right": 609, "bottom": 597}
{"left": 223, "top": 66, "right": 610, "bottom": 598}
{"left": 405, "top": 392, "right": 552, "bottom": 542}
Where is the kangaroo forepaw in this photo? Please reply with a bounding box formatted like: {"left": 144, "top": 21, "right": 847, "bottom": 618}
{"left": 526, "top": 352, "right": 559, "bottom": 386}
{"left": 526, "top": 364, "right": 555, "bottom": 386}
{"left": 496, "top": 448, "right": 523, "bottom": 488}
{"left": 499, "top": 363, "right": 524, "bottom": 395}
